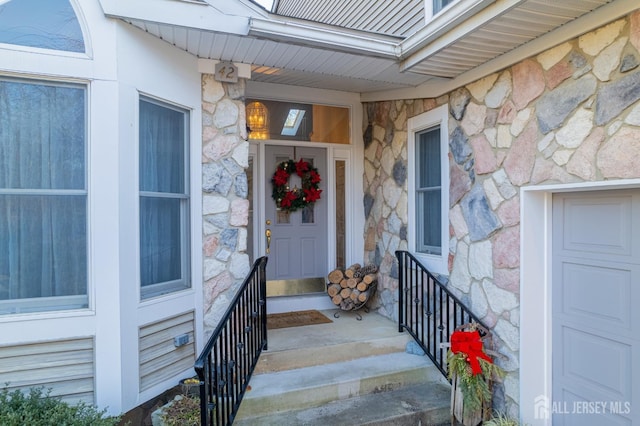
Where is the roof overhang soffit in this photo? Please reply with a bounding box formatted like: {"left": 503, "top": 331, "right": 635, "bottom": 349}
{"left": 98, "top": 0, "right": 497, "bottom": 62}
{"left": 240, "top": 0, "right": 499, "bottom": 60}
{"left": 98, "top": 0, "right": 251, "bottom": 35}
{"left": 99, "top": 0, "right": 402, "bottom": 58}
{"left": 99, "top": 0, "right": 640, "bottom": 99}
{"left": 364, "top": 0, "right": 639, "bottom": 101}
{"left": 250, "top": 0, "right": 639, "bottom": 79}
{"left": 399, "top": 0, "right": 512, "bottom": 71}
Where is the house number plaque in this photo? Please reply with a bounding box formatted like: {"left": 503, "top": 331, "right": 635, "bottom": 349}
{"left": 214, "top": 62, "right": 238, "bottom": 83}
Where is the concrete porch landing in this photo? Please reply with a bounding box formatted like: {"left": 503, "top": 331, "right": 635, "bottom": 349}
{"left": 235, "top": 309, "right": 451, "bottom": 425}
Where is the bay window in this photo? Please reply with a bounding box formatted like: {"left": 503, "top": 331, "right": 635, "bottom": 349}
{"left": 0, "top": 78, "right": 87, "bottom": 315}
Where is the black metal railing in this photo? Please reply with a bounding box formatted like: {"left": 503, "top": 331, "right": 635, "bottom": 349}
{"left": 396, "top": 250, "right": 487, "bottom": 379}
{"left": 194, "top": 256, "right": 268, "bottom": 426}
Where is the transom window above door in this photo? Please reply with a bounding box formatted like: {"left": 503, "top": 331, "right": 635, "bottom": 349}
{"left": 246, "top": 99, "right": 350, "bottom": 144}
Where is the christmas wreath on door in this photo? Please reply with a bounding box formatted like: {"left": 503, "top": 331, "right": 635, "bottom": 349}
{"left": 271, "top": 159, "right": 322, "bottom": 212}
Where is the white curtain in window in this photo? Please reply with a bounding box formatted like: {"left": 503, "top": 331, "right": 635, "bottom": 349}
{"left": 139, "top": 100, "right": 185, "bottom": 290}
{"left": 0, "top": 80, "right": 86, "bottom": 311}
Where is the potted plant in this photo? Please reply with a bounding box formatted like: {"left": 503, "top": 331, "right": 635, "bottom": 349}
{"left": 179, "top": 377, "right": 201, "bottom": 398}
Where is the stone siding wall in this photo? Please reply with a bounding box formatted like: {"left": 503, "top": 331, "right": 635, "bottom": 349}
{"left": 201, "top": 74, "right": 251, "bottom": 337}
{"left": 363, "top": 10, "right": 640, "bottom": 416}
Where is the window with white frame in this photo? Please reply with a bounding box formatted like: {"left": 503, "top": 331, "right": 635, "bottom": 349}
{"left": 425, "top": 0, "right": 457, "bottom": 20}
{"left": 408, "top": 105, "right": 449, "bottom": 274}
{"left": 139, "top": 97, "right": 190, "bottom": 299}
{"left": 433, "top": 0, "right": 456, "bottom": 14}
{"left": 0, "top": 78, "right": 88, "bottom": 315}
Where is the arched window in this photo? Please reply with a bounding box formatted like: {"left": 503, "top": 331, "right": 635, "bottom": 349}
{"left": 0, "top": 0, "right": 85, "bottom": 53}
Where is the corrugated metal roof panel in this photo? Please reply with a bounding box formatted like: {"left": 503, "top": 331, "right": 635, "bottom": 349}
{"left": 274, "top": 0, "right": 424, "bottom": 37}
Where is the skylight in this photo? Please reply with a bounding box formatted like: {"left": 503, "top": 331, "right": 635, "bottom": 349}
{"left": 281, "top": 109, "right": 305, "bottom": 136}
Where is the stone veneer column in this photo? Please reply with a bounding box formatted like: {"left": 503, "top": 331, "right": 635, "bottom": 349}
{"left": 362, "top": 98, "right": 447, "bottom": 321}
{"left": 363, "top": 10, "right": 640, "bottom": 418}
{"left": 201, "top": 74, "right": 251, "bottom": 337}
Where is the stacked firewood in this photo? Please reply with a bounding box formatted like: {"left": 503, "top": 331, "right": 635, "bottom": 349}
{"left": 326, "top": 263, "right": 378, "bottom": 311}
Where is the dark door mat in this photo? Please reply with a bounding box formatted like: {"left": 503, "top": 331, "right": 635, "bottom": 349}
{"left": 267, "top": 310, "right": 332, "bottom": 330}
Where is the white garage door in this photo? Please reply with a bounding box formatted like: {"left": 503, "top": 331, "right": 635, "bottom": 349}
{"left": 552, "top": 190, "right": 639, "bottom": 425}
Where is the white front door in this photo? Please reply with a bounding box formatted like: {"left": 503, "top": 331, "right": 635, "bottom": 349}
{"left": 552, "top": 190, "right": 640, "bottom": 425}
{"left": 264, "top": 145, "right": 328, "bottom": 291}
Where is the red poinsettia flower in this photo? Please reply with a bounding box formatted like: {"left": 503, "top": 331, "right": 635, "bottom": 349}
{"left": 303, "top": 187, "right": 322, "bottom": 203}
{"left": 273, "top": 168, "right": 289, "bottom": 186}
{"left": 280, "top": 191, "right": 297, "bottom": 208}
{"left": 309, "top": 170, "right": 321, "bottom": 184}
{"left": 450, "top": 330, "right": 492, "bottom": 375}
{"left": 295, "top": 159, "right": 310, "bottom": 176}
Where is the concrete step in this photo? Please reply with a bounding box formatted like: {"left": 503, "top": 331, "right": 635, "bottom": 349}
{"left": 234, "top": 382, "right": 451, "bottom": 426}
{"left": 236, "top": 352, "right": 449, "bottom": 420}
{"left": 255, "top": 330, "right": 412, "bottom": 374}
{"left": 235, "top": 310, "right": 451, "bottom": 425}
{"left": 256, "top": 309, "right": 412, "bottom": 374}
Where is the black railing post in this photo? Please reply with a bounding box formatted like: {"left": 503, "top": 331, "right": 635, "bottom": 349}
{"left": 198, "top": 365, "right": 207, "bottom": 426}
{"left": 396, "top": 251, "right": 404, "bottom": 333}
{"left": 195, "top": 256, "right": 268, "bottom": 426}
{"left": 394, "top": 250, "right": 488, "bottom": 381}
{"left": 260, "top": 259, "right": 268, "bottom": 351}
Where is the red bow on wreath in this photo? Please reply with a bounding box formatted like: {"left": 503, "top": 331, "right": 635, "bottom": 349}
{"left": 450, "top": 330, "right": 493, "bottom": 375}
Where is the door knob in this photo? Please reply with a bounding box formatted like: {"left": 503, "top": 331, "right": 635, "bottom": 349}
{"left": 265, "top": 229, "right": 272, "bottom": 254}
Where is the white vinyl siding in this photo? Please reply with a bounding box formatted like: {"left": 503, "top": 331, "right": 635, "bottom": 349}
{"left": 0, "top": 338, "right": 95, "bottom": 404}
{"left": 275, "top": 0, "right": 424, "bottom": 37}
{"left": 139, "top": 311, "right": 195, "bottom": 391}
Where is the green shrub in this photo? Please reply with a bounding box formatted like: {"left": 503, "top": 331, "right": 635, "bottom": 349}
{"left": 0, "top": 386, "right": 120, "bottom": 426}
